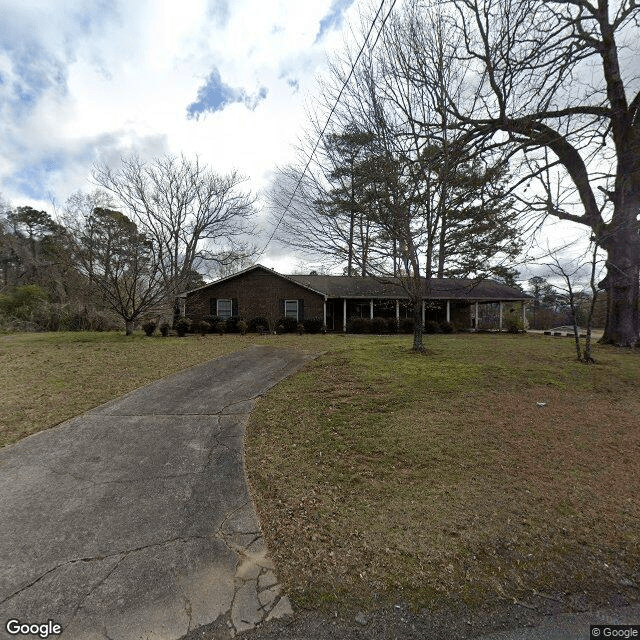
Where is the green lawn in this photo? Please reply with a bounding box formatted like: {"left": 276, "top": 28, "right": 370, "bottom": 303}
{"left": 0, "top": 330, "right": 331, "bottom": 446}
{"left": 245, "top": 333, "right": 640, "bottom": 611}
{"left": 2, "top": 330, "right": 639, "bottom": 615}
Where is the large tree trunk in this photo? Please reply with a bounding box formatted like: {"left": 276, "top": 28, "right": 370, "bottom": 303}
{"left": 125, "top": 319, "right": 134, "bottom": 336}
{"left": 599, "top": 178, "right": 640, "bottom": 347}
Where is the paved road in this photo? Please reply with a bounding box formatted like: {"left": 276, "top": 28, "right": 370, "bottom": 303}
{"left": 0, "top": 346, "right": 316, "bottom": 640}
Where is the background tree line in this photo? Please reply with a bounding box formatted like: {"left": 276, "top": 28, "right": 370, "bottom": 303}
{"left": 0, "top": 155, "right": 255, "bottom": 334}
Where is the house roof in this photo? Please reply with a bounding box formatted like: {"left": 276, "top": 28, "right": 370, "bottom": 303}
{"left": 181, "top": 264, "right": 529, "bottom": 301}
{"left": 287, "top": 274, "right": 529, "bottom": 301}
{"left": 178, "top": 263, "right": 327, "bottom": 298}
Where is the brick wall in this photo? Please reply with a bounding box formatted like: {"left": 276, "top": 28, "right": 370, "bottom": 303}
{"left": 185, "top": 268, "right": 324, "bottom": 325}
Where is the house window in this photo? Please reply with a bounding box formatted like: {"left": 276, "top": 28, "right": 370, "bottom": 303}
{"left": 217, "top": 299, "right": 233, "bottom": 319}
{"left": 284, "top": 300, "right": 299, "bottom": 321}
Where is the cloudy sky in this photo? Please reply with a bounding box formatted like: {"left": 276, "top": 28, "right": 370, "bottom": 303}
{"left": 0, "top": 0, "right": 363, "bottom": 271}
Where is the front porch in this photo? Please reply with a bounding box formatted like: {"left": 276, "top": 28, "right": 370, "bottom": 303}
{"left": 322, "top": 298, "right": 527, "bottom": 332}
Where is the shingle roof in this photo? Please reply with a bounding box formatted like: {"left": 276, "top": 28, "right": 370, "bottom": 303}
{"left": 180, "top": 264, "right": 529, "bottom": 301}
{"left": 287, "top": 274, "right": 529, "bottom": 301}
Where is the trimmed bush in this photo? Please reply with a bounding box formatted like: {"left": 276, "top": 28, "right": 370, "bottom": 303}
{"left": 371, "top": 316, "right": 388, "bottom": 334}
{"left": 507, "top": 318, "right": 525, "bottom": 334}
{"left": 400, "top": 317, "right": 416, "bottom": 334}
{"left": 348, "top": 317, "right": 370, "bottom": 334}
{"left": 204, "top": 315, "right": 223, "bottom": 333}
{"left": 424, "top": 320, "right": 441, "bottom": 334}
{"left": 175, "top": 317, "right": 191, "bottom": 337}
{"left": 386, "top": 317, "right": 398, "bottom": 334}
{"left": 142, "top": 320, "right": 157, "bottom": 336}
{"left": 159, "top": 322, "right": 170, "bottom": 337}
{"left": 249, "top": 316, "right": 271, "bottom": 333}
{"left": 215, "top": 321, "right": 226, "bottom": 335}
{"left": 303, "top": 317, "right": 324, "bottom": 334}
{"left": 275, "top": 317, "right": 299, "bottom": 333}
{"left": 237, "top": 320, "right": 248, "bottom": 335}
{"left": 198, "top": 320, "right": 210, "bottom": 336}
{"left": 225, "top": 316, "right": 243, "bottom": 333}
{"left": 440, "top": 321, "right": 455, "bottom": 334}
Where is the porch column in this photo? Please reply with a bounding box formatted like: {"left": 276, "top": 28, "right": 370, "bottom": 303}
{"left": 323, "top": 299, "right": 327, "bottom": 326}
{"left": 343, "top": 298, "right": 347, "bottom": 333}
{"left": 446, "top": 300, "right": 451, "bottom": 323}
{"left": 422, "top": 301, "right": 426, "bottom": 326}
{"left": 475, "top": 301, "right": 479, "bottom": 330}
{"left": 499, "top": 301, "right": 503, "bottom": 332}
{"left": 370, "top": 299, "right": 374, "bottom": 319}
{"left": 395, "top": 300, "right": 400, "bottom": 323}
{"left": 522, "top": 301, "right": 527, "bottom": 327}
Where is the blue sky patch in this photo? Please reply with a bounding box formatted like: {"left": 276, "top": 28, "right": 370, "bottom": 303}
{"left": 4, "top": 155, "right": 62, "bottom": 202}
{"left": 186, "top": 67, "right": 268, "bottom": 118}
{"left": 315, "top": 0, "right": 355, "bottom": 43}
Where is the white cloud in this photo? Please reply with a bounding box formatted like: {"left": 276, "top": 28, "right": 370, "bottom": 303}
{"left": 0, "top": 0, "right": 365, "bottom": 268}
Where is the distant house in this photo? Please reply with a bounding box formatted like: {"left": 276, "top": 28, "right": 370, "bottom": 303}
{"left": 179, "top": 264, "right": 530, "bottom": 331}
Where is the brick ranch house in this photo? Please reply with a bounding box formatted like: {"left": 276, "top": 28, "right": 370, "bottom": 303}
{"left": 178, "top": 264, "right": 530, "bottom": 332}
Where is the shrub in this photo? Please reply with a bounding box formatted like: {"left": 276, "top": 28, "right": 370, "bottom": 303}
{"left": 237, "top": 320, "right": 248, "bottom": 335}
{"left": 159, "top": 322, "right": 170, "bottom": 337}
{"left": 198, "top": 320, "right": 210, "bottom": 336}
{"left": 215, "top": 321, "right": 226, "bottom": 335}
{"left": 400, "top": 317, "right": 416, "bottom": 333}
{"left": 386, "top": 317, "right": 398, "bottom": 334}
{"left": 249, "top": 316, "right": 271, "bottom": 333}
{"left": 275, "top": 317, "right": 299, "bottom": 333}
{"left": 440, "top": 321, "right": 455, "bottom": 334}
{"left": 0, "top": 285, "right": 49, "bottom": 324}
{"left": 424, "top": 320, "right": 441, "bottom": 334}
{"left": 175, "top": 317, "right": 191, "bottom": 337}
{"left": 204, "top": 315, "right": 223, "bottom": 333}
{"left": 225, "top": 316, "right": 243, "bottom": 333}
{"left": 142, "top": 320, "right": 157, "bottom": 336}
{"left": 506, "top": 318, "right": 525, "bottom": 334}
{"left": 303, "top": 317, "right": 324, "bottom": 334}
{"left": 371, "top": 316, "right": 388, "bottom": 334}
{"left": 348, "top": 317, "right": 370, "bottom": 334}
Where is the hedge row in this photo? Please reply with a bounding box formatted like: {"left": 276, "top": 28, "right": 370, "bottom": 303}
{"left": 174, "top": 315, "right": 327, "bottom": 335}
{"left": 345, "top": 317, "right": 456, "bottom": 334}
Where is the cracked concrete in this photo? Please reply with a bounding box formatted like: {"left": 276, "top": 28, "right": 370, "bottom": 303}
{"left": 0, "top": 346, "right": 314, "bottom": 639}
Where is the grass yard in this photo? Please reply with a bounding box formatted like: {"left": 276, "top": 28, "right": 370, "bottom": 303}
{"left": 0, "top": 330, "right": 330, "bottom": 447}
{"left": 2, "top": 330, "right": 639, "bottom": 618}
{"left": 245, "top": 333, "right": 640, "bottom": 613}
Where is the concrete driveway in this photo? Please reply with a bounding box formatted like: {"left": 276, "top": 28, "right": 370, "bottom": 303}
{"left": 0, "top": 345, "right": 316, "bottom": 640}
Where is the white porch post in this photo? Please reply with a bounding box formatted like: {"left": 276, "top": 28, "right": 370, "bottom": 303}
{"left": 395, "top": 300, "right": 400, "bottom": 323}
{"left": 446, "top": 300, "right": 451, "bottom": 323}
{"left": 370, "top": 299, "right": 374, "bottom": 319}
{"left": 522, "top": 301, "right": 527, "bottom": 327}
{"left": 323, "top": 299, "right": 327, "bottom": 327}
{"left": 422, "top": 301, "right": 426, "bottom": 326}
{"left": 499, "top": 301, "right": 503, "bottom": 332}
{"left": 475, "top": 301, "right": 479, "bottom": 330}
{"left": 343, "top": 298, "right": 347, "bottom": 333}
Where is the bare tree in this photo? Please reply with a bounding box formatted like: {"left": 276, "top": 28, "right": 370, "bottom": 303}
{"left": 67, "top": 207, "right": 166, "bottom": 335}
{"left": 419, "top": 0, "right": 640, "bottom": 346}
{"left": 92, "top": 154, "right": 257, "bottom": 298}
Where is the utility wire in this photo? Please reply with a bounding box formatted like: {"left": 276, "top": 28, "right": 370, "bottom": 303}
{"left": 258, "top": 0, "right": 398, "bottom": 258}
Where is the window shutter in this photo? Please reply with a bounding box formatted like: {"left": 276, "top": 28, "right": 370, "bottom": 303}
{"left": 210, "top": 298, "right": 217, "bottom": 316}
{"left": 298, "top": 299, "right": 304, "bottom": 322}
{"left": 232, "top": 298, "right": 238, "bottom": 317}
{"left": 280, "top": 299, "right": 285, "bottom": 316}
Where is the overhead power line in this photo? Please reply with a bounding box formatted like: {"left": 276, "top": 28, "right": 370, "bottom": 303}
{"left": 258, "top": 0, "right": 398, "bottom": 258}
